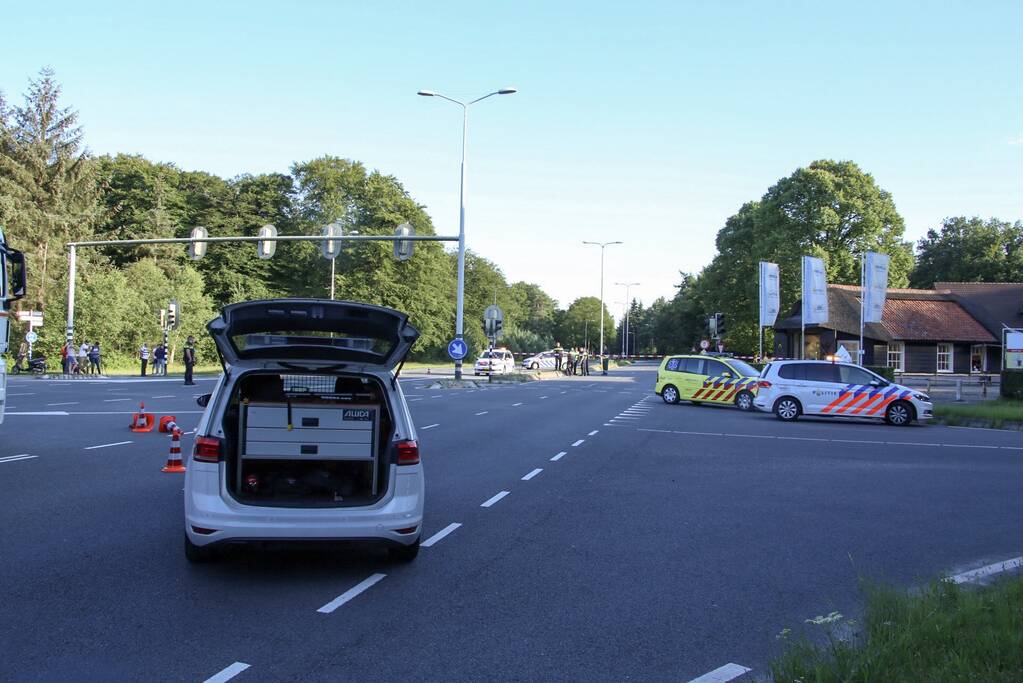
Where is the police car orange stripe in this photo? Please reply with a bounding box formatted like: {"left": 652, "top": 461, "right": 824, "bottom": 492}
{"left": 867, "top": 388, "right": 912, "bottom": 416}
{"left": 851, "top": 386, "right": 893, "bottom": 415}
{"left": 820, "top": 384, "right": 858, "bottom": 413}
{"left": 834, "top": 385, "right": 874, "bottom": 414}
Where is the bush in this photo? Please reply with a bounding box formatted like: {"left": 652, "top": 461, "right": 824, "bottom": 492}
{"left": 1002, "top": 370, "right": 1023, "bottom": 399}
{"left": 866, "top": 365, "right": 895, "bottom": 381}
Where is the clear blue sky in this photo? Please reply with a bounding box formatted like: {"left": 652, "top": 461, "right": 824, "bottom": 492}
{"left": 3, "top": 1, "right": 1021, "bottom": 314}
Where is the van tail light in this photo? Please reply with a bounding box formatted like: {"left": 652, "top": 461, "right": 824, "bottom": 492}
{"left": 396, "top": 440, "right": 420, "bottom": 466}
{"left": 758, "top": 380, "right": 772, "bottom": 389}
{"left": 193, "top": 436, "right": 223, "bottom": 463}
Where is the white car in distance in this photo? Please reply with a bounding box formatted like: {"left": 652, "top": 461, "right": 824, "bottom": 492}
{"left": 474, "top": 348, "right": 515, "bottom": 375}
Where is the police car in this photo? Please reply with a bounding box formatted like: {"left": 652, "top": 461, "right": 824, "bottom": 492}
{"left": 754, "top": 359, "right": 932, "bottom": 426}
{"left": 521, "top": 351, "right": 557, "bottom": 371}
{"left": 474, "top": 348, "right": 515, "bottom": 375}
{"left": 655, "top": 353, "right": 760, "bottom": 410}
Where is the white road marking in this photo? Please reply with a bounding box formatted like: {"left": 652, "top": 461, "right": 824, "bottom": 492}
{"left": 151, "top": 394, "right": 175, "bottom": 399}
{"left": 431, "top": 394, "right": 443, "bottom": 398}
{"left": 409, "top": 398, "right": 423, "bottom": 402}
{"left": 777, "top": 436, "right": 828, "bottom": 442}
{"left": 317, "top": 573, "right": 387, "bottom": 613}
{"left": 687, "top": 662, "right": 752, "bottom": 683}
{"left": 421, "top": 423, "right": 440, "bottom": 430}
{"left": 571, "top": 439, "right": 585, "bottom": 447}
{"left": 551, "top": 451, "right": 567, "bottom": 461}
{"left": 949, "top": 557, "right": 1023, "bottom": 584}
{"left": 103, "top": 398, "right": 133, "bottom": 402}
{"left": 638, "top": 428, "right": 672, "bottom": 433}
{"left": 203, "top": 662, "right": 251, "bottom": 683}
{"left": 888, "top": 441, "right": 941, "bottom": 447}
{"left": 561, "top": 391, "right": 568, "bottom": 394}
{"left": 540, "top": 396, "right": 548, "bottom": 399}
{"left": 673, "top": 430, "right": 723, "bottom": 437}
{"left": 522, "top": 468, "right": 543, "bottom": 480}
{"left": 512, "top": 402, "right": 523, "bottom": 406}
{"left": 5, "top": 411, "right": 69, "bottom": 416}
{"left": 84, "top": 441, "right": 132, "bottom": 450}
{"left": 422, "top": 523, "right": 462, "bottom": 548}
{"left": 475, "top": 411, "right": 488, "bottom": 416}
{"left": 0, "top": 454, "right": 37, "bottom": 464}
{"left": 481, "top": 491, "right": 510, "bottom": 507}
{"left": 588, "top": 430, "right": 599, "bottom": 436}
{"left": 943, "top": 443, "right": 999, "bottom": 449}
{"left": 831, "top": 438, "right": 885, "bottom": 444}
{"left": 1001, "top": 446, "right": 1023, "bottom": 450}
{"left": 46, "top": 402, "right": 79, "bottom": 406}
{"left": 613, "top": 416, "right": 639, "bottom": 420}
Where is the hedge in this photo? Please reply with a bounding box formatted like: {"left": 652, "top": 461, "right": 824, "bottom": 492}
{"left": 1002, "top": 371, "right": 1023, "bottom": 400}
{"left": 866, "top": 365, "right": 896, "bottom": 382}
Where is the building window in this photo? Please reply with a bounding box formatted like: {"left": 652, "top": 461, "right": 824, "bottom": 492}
{"left": 937, "top": 343, "right": 953, "bottom": 373}
{"left": 970, "top": 345, "right": 985, "bottom": 373}
{"left": 887, "top": 342, "right": 904, "bottom": 372}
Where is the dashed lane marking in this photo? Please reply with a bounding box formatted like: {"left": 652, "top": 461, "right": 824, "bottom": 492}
{"left": 0, "top": 454, "right": 37, "bottom": 464}
{"left": 46, "top": 402, "right": 78, "bottom": 406}
{"left": 84, "top": 441, "right": 132, "bottom": 450}
{"left": 409, "top": 398, "right": 423, "bottom": 402}
{"left": 430, "top": 394, "right": 443, "bottom": 399}
{"left": 522, "top": 468, "right": 543, "bottom": 481}
{"left": 6, "top": 392, "right": 35, "bottom": 396}
{"left": 540, "top": 396, "right": 548, "bottom": 399}
{"left": 151, "top": 394, "right": 175, "bottom": 399}
{"left": 481, "top": 491, "right": 510, "bottom": 508}
{"left": 475, "top": 411, "right": 488, "bottom": 416}
{"left": 571, "top": 439, "right": 585, "bottom": 447}
{"left": 103, "top": 398, "right": 133, "bottom": 402}
{"left": 588, "top": 430, "right": 599, "bottom": 436}
{"left": 317, "top": 573, "right": 387, "bottom": 614}
{"left": 512, "top": 402, "right": 523, "bottom": 406}
{"left": 687, "top": 662, "right": 752, "bottom": 683}
{"left": 421, "top": 424, "right": 440, "bottom": 430}
{"left": 949, "top": 557, "right": 1023, "bottom": 584}
{"left": 550, "top": 451, "right": 567, "bottom": 461}
{"left": 203, "top": 662, "right": 251, "bottom": 683}
{"left": 6, "top": 411, "right": 70, "bottom": 416}
{"left": 422, "top": 523, "right": 462, "bottom": 548}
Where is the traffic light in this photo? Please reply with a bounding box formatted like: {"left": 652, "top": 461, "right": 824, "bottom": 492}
{"left": 708, "top": 315, "right": 717, "bottom": 337}
{"left": 494, "top": 318, "right": 503, "bottom": 338}
{"left": 167, "top": 300, "right": 179, "bottom": 330}
{"left": 716, "top": 312, "right": 726, "bottom": 337}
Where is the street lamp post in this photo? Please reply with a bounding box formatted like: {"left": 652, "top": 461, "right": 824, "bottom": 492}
{"left": 418, "top": 86, "right": 517, "bottom": 379}
{"left": 615, "top": 281, "right": 640, "bottom": 357}
{"left": 582, "top": 241, "right": 622, "bottom": 371}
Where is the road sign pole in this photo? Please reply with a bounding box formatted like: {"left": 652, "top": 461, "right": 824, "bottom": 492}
{"left": 65, "top": 245, "right": 76, "bottom": 347}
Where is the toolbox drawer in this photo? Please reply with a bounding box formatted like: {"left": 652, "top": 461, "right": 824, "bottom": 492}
{"left": 246, "top": 404, "right": 376, "bottom": 431}
{"left": 243, "top": 440, "right": 375, "bottom": 460}
{"left": 244, "top": 427, "right": 372, "bottom": 445}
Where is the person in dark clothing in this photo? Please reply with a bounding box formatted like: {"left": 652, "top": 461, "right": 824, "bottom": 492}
{"left": 89, "top": 342, "right": 102, "bottom": 375}
{"left": 553, "top": 343, "right": 564, "bottom": 372}
{"left": 566, "top": 348, "right": 575, "bottom": 376}
{"left": 582, "top": 349, "right": 590, "bottom": 376}
{"left": 183, "top": 336, "right": 197, "bottom": 385}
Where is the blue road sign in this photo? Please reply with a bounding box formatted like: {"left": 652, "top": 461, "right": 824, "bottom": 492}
{"left": 447, "top": 338, "right": 468, "bottom": 360}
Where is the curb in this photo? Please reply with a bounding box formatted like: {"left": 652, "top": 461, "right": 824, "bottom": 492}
{"left": 933, "top": 417, "right": 1023, "bottom": 431}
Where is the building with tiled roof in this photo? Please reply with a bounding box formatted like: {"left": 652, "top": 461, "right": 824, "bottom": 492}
{"left": 775, "top": 284, "right": 1005, "bottom": 374}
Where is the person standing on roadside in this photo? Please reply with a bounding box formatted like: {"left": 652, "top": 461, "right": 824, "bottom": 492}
{"left": 139, "top": 342, "right": 149, "bottom": 376}
{"left": 60, "top": 341, "right": 70, "bottom": 374}
{"left": 153, "top": 343, "right": 166, "bottom": 376}
{"left": 183, "top": 335, "right": 197, "bottom": 385}
{"left": 78, "top": 341, "right": 90, "bottom": 375}
{"left": 582, "top": 348, "right": 590, "bottom": 376}
{"left": 16, "top": 339, "right": 28, "bottom": 372}
{"left": 89, "top": 342, "right": 102, "bottom": 375}
{"left": 553, "top": 343, "right": 564, "bottom": 373}
{"left": 566, "top": 347, "right": 575, "bottom": 376}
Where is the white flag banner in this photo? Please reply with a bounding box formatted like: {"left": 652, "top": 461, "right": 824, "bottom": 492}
{"left": 862, "top": 251, "right": 890, "bottom": 323}
{"left": 759, "top": 261, "right": 780, "bottom": 327}
{"left": 801, "top": 255, "right": 829, "bottom": 325}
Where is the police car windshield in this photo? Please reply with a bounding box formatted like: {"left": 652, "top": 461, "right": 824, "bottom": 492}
{"left": 727, "top": 359, "right": 760, "bottom": 377}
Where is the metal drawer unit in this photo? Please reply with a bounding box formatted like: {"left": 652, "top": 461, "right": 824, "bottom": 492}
{"left": 240, "top": 401, "right": 380, "bottom": 493}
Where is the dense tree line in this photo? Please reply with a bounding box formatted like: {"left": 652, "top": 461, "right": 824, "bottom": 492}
{"left": 1, "top": 69, "right": 613, "bottom": 366}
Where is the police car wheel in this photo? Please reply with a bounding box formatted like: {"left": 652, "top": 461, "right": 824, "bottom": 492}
{"left": 735, "top": 390, "right": 754, "bottom": 411}
{"left": 662, "top": 385, "right": 680, "bottom": 404}
{"left": 885, "top": 400, "right": 913, "bottom": 426}
{"left": 774, "top": 397, "right": 801, "bottom": 421}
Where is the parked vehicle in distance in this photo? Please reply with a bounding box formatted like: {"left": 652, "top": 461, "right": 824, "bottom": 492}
{"left": 754, "top": 359, "right": 933, "bottom": 426}
{"left": 475, "top": 348, "right": 515, "bottom": 375}
{"left": 655, "top": 353, "right": 760, "bottom": 410}
{"left": 521, "top": 350, "right": 557, "bottom": 371}
{"left": 183, "top": 299, "right": 424, "bottom": 563}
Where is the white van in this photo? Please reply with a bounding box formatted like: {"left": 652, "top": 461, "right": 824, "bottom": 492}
{"left": 183, "top": 299, "right": 424, "bottom": 563}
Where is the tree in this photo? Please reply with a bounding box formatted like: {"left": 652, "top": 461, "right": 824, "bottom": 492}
{"left": 0, "top": 68, "right": 99, "bottom": 314}
{"left": 910, "top": 217, "right": 1023, "bottom": 287}
{"left": 694, "top": 160, "right": 914, "bottom": 354}
{"left": 557, "top": 297, "right": 615, "bottom": 352}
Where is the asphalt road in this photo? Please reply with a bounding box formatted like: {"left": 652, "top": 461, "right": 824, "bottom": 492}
{"left": 1, "top": 364, "right": 1021, "bottom": 681}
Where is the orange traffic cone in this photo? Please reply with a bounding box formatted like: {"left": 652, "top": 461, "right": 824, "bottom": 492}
{"left": 161, "top": 427, "right": 186, "bottom": 473}
{"left": 130, "top": 402, "right": 155, "bottom": 432}
{"left": 158, "top": 415, "right": 178, "bottom": 433}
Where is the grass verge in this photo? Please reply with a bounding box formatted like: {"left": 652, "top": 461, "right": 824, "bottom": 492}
{"left": 772, "top": 574, "right": 1023, "bottom": 682}
{"left": 933, "top": 399, "right": 1023, "bottom": 427}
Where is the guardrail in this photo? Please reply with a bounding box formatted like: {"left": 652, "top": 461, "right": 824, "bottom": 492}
{"left": 896, "top": 374, "right": 999, "bottom": 402}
